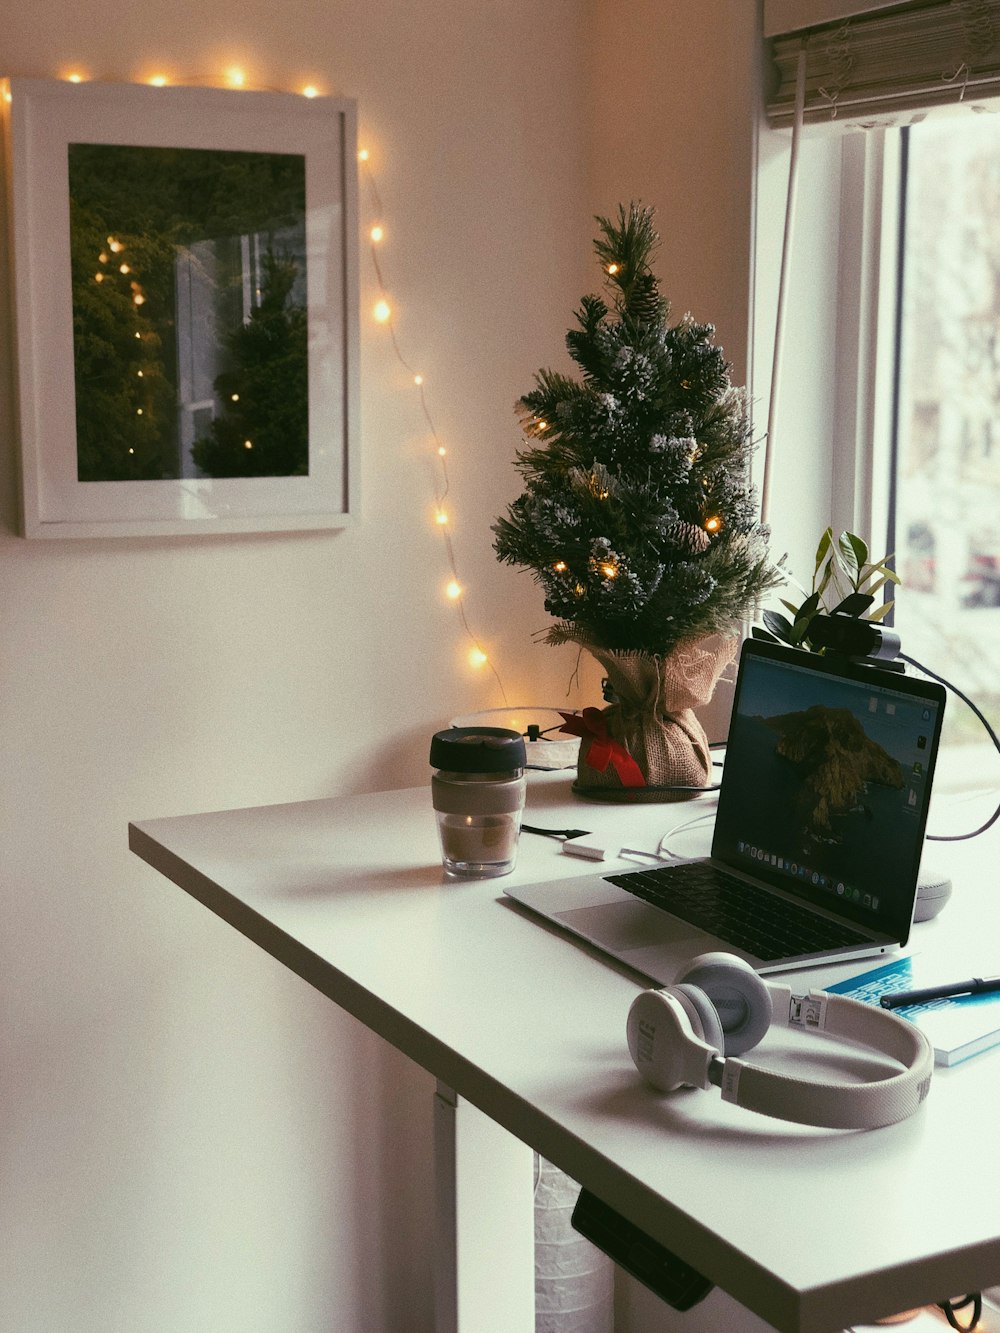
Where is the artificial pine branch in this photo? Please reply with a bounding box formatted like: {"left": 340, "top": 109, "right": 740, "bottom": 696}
{"left": 494, "top": 202, "right": 782, "bottom": 657}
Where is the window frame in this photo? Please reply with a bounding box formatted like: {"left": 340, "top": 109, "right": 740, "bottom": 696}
{"left": 753, "top": 110, "right": 1000, "bottom": 792}
{"left": 750, "top": 120, "right": 902, "bottom": 581}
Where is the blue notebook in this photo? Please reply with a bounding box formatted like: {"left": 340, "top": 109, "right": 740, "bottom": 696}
{"left": 828, "top": 956, "right": 1000, "bottom": 1066}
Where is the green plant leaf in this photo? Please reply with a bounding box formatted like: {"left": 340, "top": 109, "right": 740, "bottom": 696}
{"left": 831, "top": 591, "right": 874, "bottom": 617}
{"left": 789, "top": 591, "right": 821, "bottom": 642}
{"left": 867, "top": 562, "right": 901, "bottom": 586}
{"left": 860, "top": 573, "right": 894, "bottom": 599}
{"left": 751, "top": 626, "right": 779, "bottom": 643}
{"left": 868, "top": 600, "right": 895, "bottom": 623}
{"left": 838, "top": 531, "right": 868, "bottom": 575}
{"left": 814, "top": 526, "right": 833, "bottom": 577}
{"left": 793, "top": 589, "right": 821, "bottom": 622}
{"left": 762, "top": 609, "right": 795, "bottom": 643}
{"left": 815, "top": 556, "right": 834, "bottom": 599}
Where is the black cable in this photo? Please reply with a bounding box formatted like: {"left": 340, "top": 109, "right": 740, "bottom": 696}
{"left": 521, "top": 823, "right": 591, "bottom": 842}
{"left": 899, "top": 652, "right": 1000, "bottom": 841}
{"left": 938, "top": 1292, "right": 982, "bottom": 1331}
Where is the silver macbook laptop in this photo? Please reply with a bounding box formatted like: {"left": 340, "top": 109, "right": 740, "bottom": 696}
{"left": 505, "top": 638, "right": 946, "bottom": 980}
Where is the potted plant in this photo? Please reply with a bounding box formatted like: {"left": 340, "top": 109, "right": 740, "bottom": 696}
{"left": 752, "top": 527, "right": 898, "bottom": 652}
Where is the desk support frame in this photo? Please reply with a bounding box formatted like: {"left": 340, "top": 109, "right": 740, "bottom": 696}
{"left": 433, "top": 1083, "right": 535, "bottom": 1333}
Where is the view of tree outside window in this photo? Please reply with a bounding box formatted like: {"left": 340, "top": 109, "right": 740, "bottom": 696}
{"left": 893, "top": 117, "right": 1000, "bottom": 766}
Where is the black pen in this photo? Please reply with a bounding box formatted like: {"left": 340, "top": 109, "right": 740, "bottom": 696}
{"left": 880, "top": 975, "right": 1000, "bottom": 1010}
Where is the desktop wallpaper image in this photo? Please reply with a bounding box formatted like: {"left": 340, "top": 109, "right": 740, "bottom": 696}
{"left": 715, "top": 660, "right": 938, "bottom": 924}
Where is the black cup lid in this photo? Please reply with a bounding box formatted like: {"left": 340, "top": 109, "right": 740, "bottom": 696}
{"left": 430, "top": 726, "right": 526, "bottom": 773}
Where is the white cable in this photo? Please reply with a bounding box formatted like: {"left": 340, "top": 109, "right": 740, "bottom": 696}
{"left": 656, "top": 810, "right": 718, "bottom": 860}
{"left": 761, "top": 46, "right": 807, "bottom": 528}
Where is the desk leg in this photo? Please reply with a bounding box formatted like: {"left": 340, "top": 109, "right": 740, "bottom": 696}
{"left": 433, "top": 1082, "right": 535, "bottom": 1333}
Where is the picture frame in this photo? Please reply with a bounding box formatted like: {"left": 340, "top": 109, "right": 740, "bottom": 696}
{"left": 2, "top": 77, "right": 359, "bottom": 538}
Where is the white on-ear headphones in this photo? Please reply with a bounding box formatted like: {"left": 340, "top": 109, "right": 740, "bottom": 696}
{"left": 626, "top": 952, "right": 933, "bottom": 1130}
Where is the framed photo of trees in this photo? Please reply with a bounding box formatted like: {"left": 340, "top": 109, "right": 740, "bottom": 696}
{"left": 3, "top": 78, "right": 359, "bottom": 537}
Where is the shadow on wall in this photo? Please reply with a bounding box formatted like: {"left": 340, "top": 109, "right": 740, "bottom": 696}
{"left": 352, "top": 724, "right": 436, "bottom": 795}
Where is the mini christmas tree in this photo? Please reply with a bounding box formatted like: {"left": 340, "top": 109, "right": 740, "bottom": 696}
{"left": 493, "top": 203, "right": 779, "bottom": 660}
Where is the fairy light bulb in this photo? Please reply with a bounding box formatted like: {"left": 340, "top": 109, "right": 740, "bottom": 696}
{"left": 435, "top": 510, "right": 448, "bottom": 526}
{"left": 370, "top": 224, "right": 384, "bottom": 243}
{"left": 148, "top": 75, "right": 168, "bottom": 87}
{"left": 373, "top": 299, "right": 391, "bottom": 323}
{"left": 705, "top": 515, "right": 722, "bottom": 533}
{"left": 358, "top": 148, "right": 370, "bottom": 163}
{"left": 227, "top": 67, "right": 246, "bottom": 88}
{"left": 437, "top": 446, "right": 446, "bottom": 457}
{"left": 607, "top": 263, "right": 619, "bottom": 275}
{"left": 413, "top": 374, "right": 423, "bottom": 386}
{"left": 469, "top": 648, "right": 488, "bottom": 668}
{"left": 301, "top": 85, "right": 319, "bottom": 99}
{"left": 600, "top": 562, "right": 618, "bottom": 579}
{"left": 553, "top": 561, "right": 568, "bottom": 573}
{"left": 446, "top": 580, "right": 462, "bottom": 600}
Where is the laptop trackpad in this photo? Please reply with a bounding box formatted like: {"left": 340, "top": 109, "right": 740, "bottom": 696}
{"left": 555, "top": 899, "right": 717, "bottom": 956}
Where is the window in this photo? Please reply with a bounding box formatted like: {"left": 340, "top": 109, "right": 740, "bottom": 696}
{"left": 757, "top": 2, "right": 1000, "bottom": 793}
{"left": 889, "top": 114, "right": 1000, "bottom": 773}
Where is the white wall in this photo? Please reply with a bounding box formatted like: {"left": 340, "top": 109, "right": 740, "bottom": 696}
{"left": 1, "top": 3, "right": 775, "bottom": 1330}
{"left": 590, "top": 0, "right": 759, "bottom": 379}
{"left": 1, "top": 4, "right": 597, "bottom": 1330}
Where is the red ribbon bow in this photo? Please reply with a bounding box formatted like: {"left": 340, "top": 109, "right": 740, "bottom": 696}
{"left": 558, "top": 709, "right": 646, "bottom": 788}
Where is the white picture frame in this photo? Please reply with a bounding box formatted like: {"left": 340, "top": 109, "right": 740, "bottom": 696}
{"left": 2, "top": 77, "right": 359, "bottom": 538}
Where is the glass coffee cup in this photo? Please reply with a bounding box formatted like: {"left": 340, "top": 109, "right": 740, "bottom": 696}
{"left": 430, "top": 727, "right": 527, "bottom": 879}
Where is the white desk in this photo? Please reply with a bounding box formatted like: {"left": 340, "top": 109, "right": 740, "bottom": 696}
{"left": 129, "top": 773, "right": 1000, "bottom": 1333}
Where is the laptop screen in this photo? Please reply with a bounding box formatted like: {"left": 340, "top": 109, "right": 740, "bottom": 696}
{"left": 712, "top": 640, "right": 946, "bottom": 943}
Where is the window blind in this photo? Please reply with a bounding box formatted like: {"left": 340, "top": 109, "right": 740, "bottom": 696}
{"left": 766, "top": 0, "right": 1000, "bottom": 126}
{"left": 764, "top": 1, "right": 913, "bottom": 38}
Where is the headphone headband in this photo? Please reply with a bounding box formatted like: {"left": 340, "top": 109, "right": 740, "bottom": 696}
{"left": 627, "top": 967, "right": 934, "bottom": 1130}
{"left": 718, "top": 984, "right": 933, "bottom": 1129}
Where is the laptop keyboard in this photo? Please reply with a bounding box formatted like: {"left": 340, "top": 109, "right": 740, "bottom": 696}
{"left": 605, "top": 862, "right": 871, "bottom": 962}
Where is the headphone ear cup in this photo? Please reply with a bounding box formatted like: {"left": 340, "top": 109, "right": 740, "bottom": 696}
{"left": 675, "top": 952, "right": 772, "bottom": 1056}
{"left": 626, "top": 988, "right": 720, "bottom": 1092}
{"left": 672, "top": 983, "right": 725, "bottom": 1055}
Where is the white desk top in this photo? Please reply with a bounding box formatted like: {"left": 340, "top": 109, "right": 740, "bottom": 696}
{"left": 129, "top": 773, "right": 1000, "bottom": 1333}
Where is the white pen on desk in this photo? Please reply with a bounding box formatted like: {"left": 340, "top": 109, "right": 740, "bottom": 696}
{"left": 880, "top": 975, "right": 1000, "bottom": 1010}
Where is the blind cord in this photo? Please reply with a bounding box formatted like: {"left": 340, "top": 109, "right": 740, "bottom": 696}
{"left": 762, "top": 44, "right": 807, "bottom": 528}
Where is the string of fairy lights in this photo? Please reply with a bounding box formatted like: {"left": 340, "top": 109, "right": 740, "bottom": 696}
{"left": 39, "top": 65, "right": 508, "bottom": 701}
{"left": 357, "top": 148, "right": 508, "bottom": 703}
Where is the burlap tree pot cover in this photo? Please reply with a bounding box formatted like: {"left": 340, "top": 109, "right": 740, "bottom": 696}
{"left": 563, "top": 635, "right": 737, "bottom": 802}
